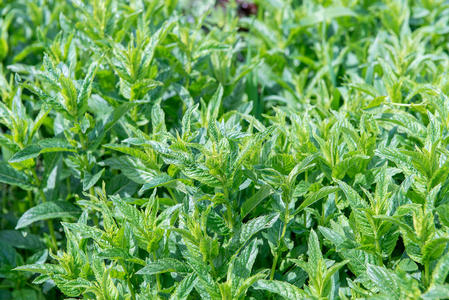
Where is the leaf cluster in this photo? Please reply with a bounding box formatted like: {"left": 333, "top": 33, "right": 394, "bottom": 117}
{"left": 1, "top": 0, "right": 449, "bottom": 299}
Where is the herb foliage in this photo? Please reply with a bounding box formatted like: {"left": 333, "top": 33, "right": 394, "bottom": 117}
{"left": 1, "top": 0, "right": 449, "bottom": 299}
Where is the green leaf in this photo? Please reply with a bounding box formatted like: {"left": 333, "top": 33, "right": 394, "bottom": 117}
{"left": 426, "top": 111, "right": 441, "bottom": 146}
{"left": 77, "top": 61, "right": 98, "bottom": 117}
{"left": 234, "top": 272, "right": 269, "bottom": 298}
{"left": 307, "top": 230, "right": 322, "bottom": 267}
{"left": 103, "top": 156, "right": 157, "bottom": 184}
{"left": 287, "top": 154, "right": 317, "bottom": 186}
{"left": 139, "top": 173, "right": 175, "bottom": 194}
{"left": 170, "top": 273, "right": 198, "bottom": 300}
{"left": 397, "top": 259, "right": 418, "bottom": 272}
{"left": 300, "top": 6, "right": 356, "bottom": 26}
{"left": 30, "top": 107, "right": 51, "bottom": 139}
{"left": 88, "top": 102, "right": 134, "bottom": 150}
{"left": 14, "top": 263, "right": 62, "bottom": 274}
{"left": 230, "top": 238, "right": 260, "bottom": 296}
{"left": 431, "top": 251, "right": 449, "bottom": 285}
{"left": 422, "top": 284, "right": 449, "bottom": 300}
{"left": 336, "top": 179, "right": 368, "bottom": 208}
{"left": 239, "top": 19, "right": 278, "bottom": 46}
{"left": 425, "top": 184, "right": 441, "bottom": 212}
{"left": 185, "top": 254, "right": 220, "bottom": 298}
{"left": 174, "top": 83, "right": 195, "bottom": 108}
{"left": 295, "top": 186, "right": 338, "bottom": 214}
{"left": 111, "top": 195, "right": 142, "bottom": 226}
{"left": 182, "top": 104, "right": 198, "bottom": 138}
{"left": 342, "top": 249, "right": 377, "bottom": 276}
{"left": 143, "top": 18, "right": 177, "bottom": 67}
{"left": 240, "top": 214, "right": 279, "bottom": 244}
{"left": 8, "top": 144, "right": 41, "bottom": 162}
{"left": 103, "top": 143, "right": 151, "bottom": 162}
{"left": 16, "top": 201, "right": 81, "bottom": 229}
{"left": 0, "top": 161, "right": 33, "bottom": 190}
{"left": 0, "top": 135, "right": 20, "bottom": 152}
{"left": 97, "top": 248, "right": 145, "bottom": 266}
{"left": 151, "top": 103, "right": 166, "bottom": 134}
{"left": 366, "top": 264, "right": 401, "bottom": 298}
{"left": 207, "top": 84, "right": 223, "bottom": 123}
{"left": 318, "top": 226, "right": 345, "bottom": 248}
{"left": 240, "top": 185, "right": 272, "bottom": 219}
{"left": 9, "top": 138, "right": 76, "bottom": 163}
{"left": 82, "top": 168, "right": 104, "bottom": 191}
{"left": 253, "top": 280, "right": 307, "bottom": 299}
{"left": 363, "top": 96, "right": 386, "bottom": 110}
{"left": 323, "top": 260, "right": 349, "bottom": 285}
{"left": 0, "top": 230, "right": 45, "bottom": 249}
{"left": 62, "top": 222, "right": 104, "bottom": 241}
{"left": 137, "top": 258, "right": 189, "bottom": 275}
{"left": 422, "top": 237, "right": 449, "bottom": 263}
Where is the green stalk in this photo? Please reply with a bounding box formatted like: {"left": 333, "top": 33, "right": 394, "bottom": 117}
{"left": 424, "top": 261, "right": 430, "bottom": 288}
{"left": 226, "top": 202, "right": 233, "bottom": 230}
{"left": 127, "top": 277, "right": 136, "bottom": 300}
{"left": 144, "top": 122, "right": 149, "bottom": 135}
{"left": 47, "top": 218, "right": 58, "bottom": 252}
{"left": 223, "top": 186, "right": 234, "bottom": 230}
{"left": 89, "top": 187, "right": 99, "bottom": 226}
{"left": 79, "top": 131, "right": 87, "bottom": 150}
{"left": 373, "top": 224, "right": 383, "bottom": 266}
{"left": 1, "top": 184, "right": 6, "bottom": 216}
{"left": 32, "top": 169, "right": 58, "bottom": 251}
{"left": 270, "top": 253, "right": 279, "bottom": 280}
{"left": 131, "top": 106, "right": 139, "bottom": 123}
{"left": 120, "top": 259, "right": 136, "bottom": 300}
{"left": 270, "top": 208, "right": 289, "bottom": 280}
{"left": 27, "top": 190, "right": 33, "bottom": 209}
{"left": 66, "top": 177, "right": 71, "bottom": 198}
{"left": 38, "top": 189, "right": 58, "bottom": 251}
{"left": 167, "top": 187, "right": 176, "bottom": 203}
{"left": 153, "top": 252, "right": 161, "bottom": 297}
{"left": 209, "top": 256, "right": 216, "bottom": 277}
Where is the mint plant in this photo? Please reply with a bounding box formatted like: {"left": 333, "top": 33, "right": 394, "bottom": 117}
{"left": 1, "top": 0, "right": 449, "bottom": 299}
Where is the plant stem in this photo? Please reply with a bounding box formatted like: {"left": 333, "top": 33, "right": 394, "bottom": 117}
{"left": 33, "top": 169, "right": 58, "bottom": 251}
{"left": 119, "top": 259, "right": 136, "bottom": 300}
{"left": 66, "top": 177, "right": 71, "bottom": 198}
{"left": 124, "top": 264, "right": 136, "bottom": 300}
{"left": 270, "top": 209, "right": 289, "bottom": 280}
{"left": 132, "top": 106, "right": 139, "bottom": 123}
{"left": 89, "top": 187, "right": 99, "bottom": 226}
{"left": 79, "top": 132, "right": 87, "bottom": 150}
{"left": 153, "top": 252, "right": 161, "bottom": 297}
{"left": 223, "top": 185, "right": 234, "bottom": 230}
{"left": 209, "top": 256, "right": 216, "bottom": 277}
{"left": 226, "top": 202, "right": 233, "bottom": 230}
{"left": 31, "top": 168, "right": 40, "bottom": 184}
{"left": 38, "top": 189, "right": 58, "bottom": 251}
{"left": 424, "top": 262, "right": 430, "bottom": 288}
{"left": 373, "top": 224, "right": 383, "bottom": 266}
{"left": 1, "top": 184, "right": 6, "bottom": 219}
{"left": 27, "top": 190, "right": 33, "bottom": 209}
{"left": 270, "top": 253, "right": 279, "bottom": 280}
{"left": 127, "top": 277, "right": 136, "bottom": 300}
{"left": 47, "top": 218, "right": 58, "bottom": 251}
{"left": 167, "top": 187, "right": 176, "bottom": 203}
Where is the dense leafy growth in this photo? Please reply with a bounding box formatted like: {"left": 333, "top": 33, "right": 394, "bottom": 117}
{"left": 1, "top": 0, "right": 449, "bottom": 299}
